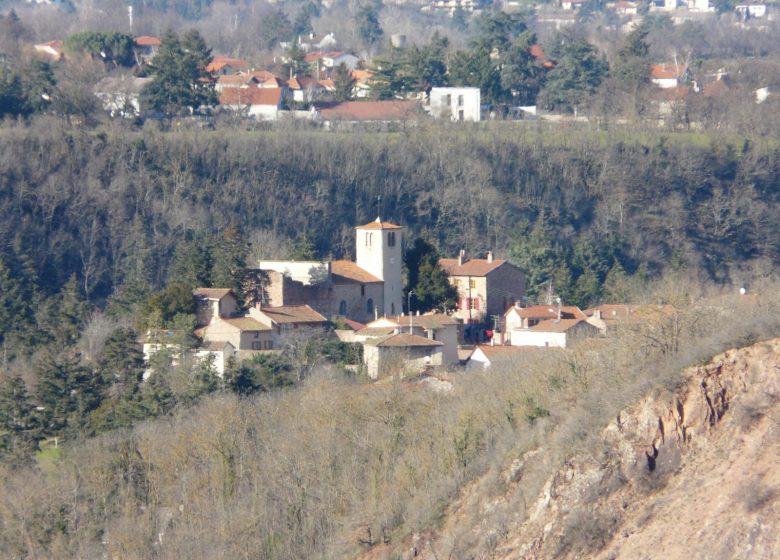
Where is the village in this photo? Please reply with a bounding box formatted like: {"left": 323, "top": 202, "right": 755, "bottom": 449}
{"left": 25, "top": 0, "right": 774, "bottom": 131}
{"left": 142, "top": 218, "right": 679, "bottom": 381}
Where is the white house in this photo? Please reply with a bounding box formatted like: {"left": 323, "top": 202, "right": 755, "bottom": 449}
{"left": 735, "top": 3, "right": 767, "bottom": 18}
{"left": 428, "top": 87, "right": 481, "bottom": 122}
{"left": 218, "top": 87, "right": 284, "bottom": 120}
{"left": 321, "top": 52, "right": 360, "bottom": 70}
{"left": 467, "top": 344, "right": 530, "bottom": 370}
{"left": 503, "top": 303, "right": 598, "bottom": 348}
{"left": 651, "top": 64, "right": 689, "bottom": 89}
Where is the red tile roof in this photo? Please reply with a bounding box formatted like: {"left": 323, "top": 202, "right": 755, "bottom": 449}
{"left": 304, "top": 51, "right": 325, "bottom": 62}
{"left": 529, "top": 318, "right": 591, "bottom": 333}
{"left": 530, "top": 44, "right": 556, "bottom": 69}
{"left": 355, "top": 218, "right": 402, "bottom": 230}
{"left": 135, "top": 36, "right": 161, "bottom": 47}
{"left": 217, "top": 74, "right": 259, "bottom": 87}
{"left": 206, "top": 56, "right": 249, "bottom": 73}
{"left": 439, "top": 258, "right": 506, "bottom": 277}
{"left": 245, "top": 70, "right": 280, "bottom": 82}
{"left": 343, "top": 318, "right": 367, "bottom": 331}
{"left": 331, "top": 260, "right": 382, "bottom": 283}
{"left": 219, "top": 87, "right": 283, "bottom": 107}
{"left": 316, "top": 100, "right": 420, "bottom": 122}
{"left": 385, "top": 313, "right": 459, "bottom": 328}
{"left": 651, "top": 63, "right": 687, "bottom": 80}
{"left": 506, "top": 305, "right": 586, "bottom": 320}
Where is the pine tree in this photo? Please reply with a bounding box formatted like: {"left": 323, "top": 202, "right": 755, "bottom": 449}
{"left": 0, "top": 375, "right": 42, "bottom": 463}
{"left": 356, "top": 5, "right": 383, "bottom": 48}
{"left": 332, "top": 63, "right": 356, "bottom": 102}
{"left": 211, "top": 225, "right": 248, "bottom": 294}
{"left": 168, "top": 235, "right": 213, "bottom": 288}
{"left": 404, "top": 238, "right": 458, "bottom": 313}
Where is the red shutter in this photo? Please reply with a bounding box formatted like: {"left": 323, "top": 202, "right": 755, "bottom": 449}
{"left": 474, "top": 298, "right": 480, "bottom": 310}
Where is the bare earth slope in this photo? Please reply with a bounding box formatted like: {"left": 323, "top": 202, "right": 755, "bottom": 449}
{"left": 395, "top": 338, "right": 780, "bottom": 560}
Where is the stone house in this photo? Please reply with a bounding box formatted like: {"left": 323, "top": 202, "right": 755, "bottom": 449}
{"left": 440, "top": 251, "right": 526, "bottom": 324}
{"left": 362, "top": 333, "right": 444, "bottom": 379}
{"left": 354, "top": 313, "right": 460, "bottom": 365}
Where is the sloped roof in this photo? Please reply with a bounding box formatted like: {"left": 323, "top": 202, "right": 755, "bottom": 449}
{"left": 316, "top": 100, "right": 420, "bottom": 122}
{"left": 206, "top": 56, "right": 249, "bottom": 73}
{"left": 331, "top": 260, "right": 382, "bottom": 283}
{"left": 223, "top": 317, "right": 271, "bottom": 331}
{"left": 245, "top": 70, "right": 280, "bottom": 82}
{"left": 651, "top": 63, "right": 687, "bottom": 80}
{"left": 217, "top": 74, "right": 259, "bottom": 87}
{"left": 355, "top": 326, "right": 397, "bottom": 337}
{"left": 219, "top": 87, "right": 283, "bottom": 107}
{"left": 194, "top": 287, "right": 235, "bottom": 300}
{"left": 258, "top": 305, "right": 327, "bottom": 324}
{"left": 385, "top": 313, "right": 459, "bottom": 329}
{"left": 506, "top": 305, "right": 586, "bottom": 320}
{"left": 304, "top": 51, "right": 325, "bottom": 62}
{"left": 200, "top": 340, "right": 235, "bottom": 352}
{"left": 135, "top": 36, "right": 161, "bottom": 47}
{"left": 529, "top": 318, "right": 591, "bottom": 333}
{"left": 529, "top": 44, "right": 556, "bottom": 69}
{"left": 355, "top": 218, "right": 402, "bottom": 230}
{"left": 584, "top": 304, "right": 633, "bottom": 319}
{"left": 364, "top": 333, "right": 444, "bottom": 348}
{"left": 439, "top": 258, "right": 507, "bottom": 277}
{"left": 343, "top": 318, "right": 367, "bottom": 331}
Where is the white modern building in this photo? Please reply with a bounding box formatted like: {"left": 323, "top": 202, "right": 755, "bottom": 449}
{"left": 428, "top": 87, "right": 481, "bottom": 122}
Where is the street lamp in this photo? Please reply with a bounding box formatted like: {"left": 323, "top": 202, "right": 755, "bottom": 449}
{"left": 407, "top": 290, "right": 414, "bottom": 334}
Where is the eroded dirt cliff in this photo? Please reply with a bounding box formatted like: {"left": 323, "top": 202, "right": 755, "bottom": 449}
{"left": 372, "top": 338, "right": 780, "bottom": 560}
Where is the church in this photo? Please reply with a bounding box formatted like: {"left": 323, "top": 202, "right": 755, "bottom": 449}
{"left": 254, "top": 218, "right": 404, "bottom": 324}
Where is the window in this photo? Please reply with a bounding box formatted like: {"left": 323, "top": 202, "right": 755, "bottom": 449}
{"left": 365, "top": 232, "right": 372, "bottom": 247}
{"left": 469, "top": 279, "right": 476, "bottom": 289}
{"left": 339, "top": 300, "right": 347, "bottom": 315}
{"left": 254, "top": 332, "right": 260, "bottom": 339}
{"left": 360, "top": 285, "right": 365, "bottom": 296}
{"left": 388, "top": 232, "right": 396, "bottom": 247}
{"left": 367, "top": 298, "right": 374, "bottom": 316}
{"left": 391, "top": 302, "right": 395, "bottom": 315}
{"left": 458, "top": 94, "right": 464, "bottom": 107}
{"left": 458, "top": 110, "right": 464, "bottom": 122}
{"left": 252, "top": 341, "right": 262, "bottom": 350}
{"left": 263, "top": 340, "right": 273, "bottom": 350}
{"left": 444, "top": 94, "right": 451, "bottom": 107}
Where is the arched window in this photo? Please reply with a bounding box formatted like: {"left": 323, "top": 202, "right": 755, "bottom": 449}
{"left": 339, "top": 300, "right": 347, "bottom": 316}
{"left": 391, "top": 302, "right": 395, "bottom": 315}
{"left": 366, "top": 298, "right": 374, "bottom": 317}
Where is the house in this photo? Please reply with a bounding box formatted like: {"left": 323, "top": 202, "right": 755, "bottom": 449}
{"left": 247, "top": 304, "right": 329, "bottom": 347}
{"left": 201, "top": 316, "right": 275, "bottom": 352}
{"left": 355, "top": 313, "right": 460, "bottom": 364}
{"left": 256, "top": 218, "right": 404, "bottom": 323}
{"left": 508, "top": 317, "right": 598, "bottom": 348}
{"left": 351, "top": 69, "right": 373, "bottom": 99}
{"left": 504, "top": 303, "right": 587, "bottom": 331}
{"left": 215, "top": 74, "right": 262, "bottom": 92}
{"left": 286, "top": 76, "right": 329, "bottom": 102}
{"left": 314, "top": 100, "right": 422, "bottom": 125}
{"left": 195, "top": 340, "right": 236, "bottom": 376}
{"left": 206, "top": 56, "right": 249, "bottom": 75}
{"left": 440, "top": 251, "right": 526, "bottom": 324}
{"left": 615, "top": 0, "right": 638, "bottom": 14}
{"left": 321, "top": 52, "right": 360, "bottom": 70}
{"left": 134, "top": 36, "right": 161, "bottom": 65}
{"left": 300, "top": 32, "right": 338, "bottom": 52}
{"left": 467, "top": 344, "right": 532, "bottom": 370}
{"left": 34, "top": 40, "right": 64, "bottom": 61}
{"left": 584, "top": 303, "right": 676, "bottom": 335}
{"left": 362, "top": 332, "right": 444, "bottom": 379}
{"left": 218, "top": 87, "right": 284, "bottom": 120}
{"left": 94, "top": 76, "right": 152, "bottom": 118}
{"left": 427, "top": 87, "right": 481, "bottom": 122}
{"left": 651, "top": 63, "right": 690, "bottom": 89}
{"left": 194, "top": 288, "right": 239, "bottom": 327}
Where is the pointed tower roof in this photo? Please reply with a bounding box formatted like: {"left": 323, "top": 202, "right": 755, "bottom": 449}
{"left": 355, "top": 217, "right": 402, "bottom": 230}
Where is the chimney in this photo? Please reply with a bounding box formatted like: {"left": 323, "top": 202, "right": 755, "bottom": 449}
{"left": 487, "top": 250, "right": 494, "bottom": 263}
{"left": 458, "top": 249, "right": 465, "bottom": 266}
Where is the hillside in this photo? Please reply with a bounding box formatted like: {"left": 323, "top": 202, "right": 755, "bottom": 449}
{"left": 386, "top": 338, "right": 780, "bottom": 560}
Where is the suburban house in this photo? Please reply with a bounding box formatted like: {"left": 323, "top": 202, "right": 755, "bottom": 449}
{"left": 280, "top": 32, "right": 338, "bottom": 53}
{"left": 287, "top": 76, "right": 330, "bottom": 102}
{"left": 218, "top": 87, "right": 284, "bottom": 120}
{"left": 321, "top": 52, "right": 360, "bottom": 69}
{"left": 354, "top": 313, "right": 460, "bottom": 365}
{"left": 651, "top": 63, "right": 690, "bottom": 89}
{"left": 206, "top": 56, "right": 249, "bottom": 75}
{"left": 440, "top": 251, "right": 526, "bottom": 324}
{"left": 503, "top": 304, "right": 597, "bottom": 348}
{"left": 362, "top": 333, "right": 444, "bottom": 379}
{"left": 94, "top": 76, "right": 152, "bottom": 118}
{"left": 427, "top": 87, "right": 481, "bottom": 122}
{"left": 255, "top": 218, "right": 404, "bottom": 323}
{"left": 34, "top": 40, "right": 64, "bottom": 61}
{"left": 134, "top": 36, "right": 161, "bottom": 65}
